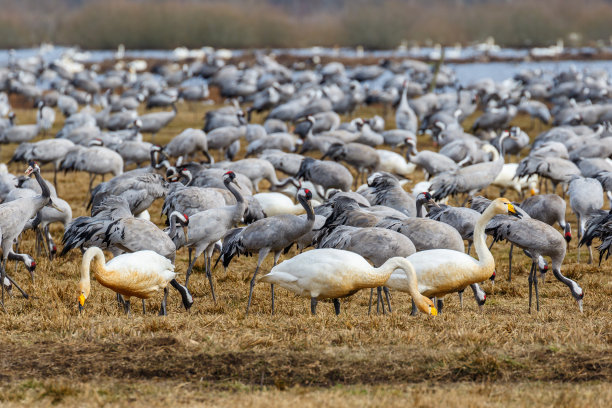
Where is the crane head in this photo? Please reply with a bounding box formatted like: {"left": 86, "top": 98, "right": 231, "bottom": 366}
{"left": 417, "top": 191, "right": 439, "bottom": 209}
{"left": 223, "top": 171, "right": 238, "bottom": 185}
{"left": 300, "top": 188, "right": 313, "bottom": 200}
{"left": 25, "top": 161, "right": 40, "bottom": 176}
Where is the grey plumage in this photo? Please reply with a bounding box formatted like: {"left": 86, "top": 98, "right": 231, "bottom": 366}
{"left": 569, "top": 176, "right": 604, "bottom": 263}
{"left": 359, "top": 172, "right": 416, "bottom": 217}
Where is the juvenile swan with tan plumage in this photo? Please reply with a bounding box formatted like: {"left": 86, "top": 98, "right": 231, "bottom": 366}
{"left": 77, "top": 247, "right": 177, "bottom": 315}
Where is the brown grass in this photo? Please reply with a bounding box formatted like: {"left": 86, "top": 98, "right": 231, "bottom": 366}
{"left": 1, "top": 97, "right": 611, "bottom": 406}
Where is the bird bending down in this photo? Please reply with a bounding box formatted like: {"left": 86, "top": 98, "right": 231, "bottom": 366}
{"left": 78, "top": 247, "right": 178, "bottom": 315}
{"left": 385, "top": 198, "right": 520, "bottom": 312}
{"left": 259, "top": 248, "right": 437, "bottom": 316}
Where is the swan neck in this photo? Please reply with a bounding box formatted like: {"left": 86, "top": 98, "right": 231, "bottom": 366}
{"left": 473, "top": 205, "right": 496, "bottom": 266}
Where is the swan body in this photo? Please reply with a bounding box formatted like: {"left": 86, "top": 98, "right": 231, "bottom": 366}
{"left": 78, "top": 247, "right": 176, "bottom": 309}
{"left": 260, "top": 248, "right": 436, "bottom": 315}
{"left": 254, "top": 192, "right": 320, "bottom": 216}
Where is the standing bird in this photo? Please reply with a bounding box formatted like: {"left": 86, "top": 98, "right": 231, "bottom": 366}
{"left": 0, "top": 162, "right": 56, "bottom": 305}
{"left": 139, "top": 103, "right": 177, "bottom": 142}
{"left": 520, "top": 194, "right": 572, "bottom": 242}
{"left": 396, "top": 82, "right": 418, "bottom": 134}
{"left": 218, "top": 189, "right": 315, "bottom": 314}
{"left": 173, "top": 171, "right": 246, "bottom": 298}
{"left": 10, "top": 139, "right": 75, "bottom": 187}
{"left": 164, "top": 128, "right": 214, "bottom": 164}
{"left": 60, "top": 142, "right": 124, "bottom": 193}
{"left": 295, "top": 158, "right": 353, "bottom": 198}
{"left": 260, "top": 249, "right": 436, "bottom": 316}
{"left": 322, "top": 142, "right": 380, "bottom": 187}
{"left": 37, "top": 101, "right": 56, "bottom": 136}
{"left": 77, "top": 247, "right": 182, "bottom": 315}
{"left": 569, "top": 176, "right": 604, "bottom": 263}
{"left": 359, "top": 172, "right": 416, "bottom": 217}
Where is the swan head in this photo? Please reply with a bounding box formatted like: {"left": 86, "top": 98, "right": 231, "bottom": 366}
{"left": 418, "top": 297, "right": 437, "bottom": 316}
{"left": 77, "top": 280, "right": 91, "bottom": 313}
{"left": 495, "top": 197, "right": 521, "bottom": 218}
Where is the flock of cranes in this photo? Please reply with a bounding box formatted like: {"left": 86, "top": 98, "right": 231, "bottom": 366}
{"left": 1, "top": 47, "right": 611, "bottom": 319}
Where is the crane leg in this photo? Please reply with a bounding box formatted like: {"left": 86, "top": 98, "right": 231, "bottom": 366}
{"left": 368, "top": 288, "right": 374, "bottom": 315}
{"left": 508, "top": 244, "right": 514, "bottom": 282}
{"left": 205, "top": 252, "right": 217, "bottom": 303}
{"left": 333, "top": 298, "right": 341, "bottom": 315}
{"left": 310, "top": 297, "right": 317, "bottom": 315}
{"left": 383, "top": 286, "right": 392, "bottom": 313}
{"left": 577, "top": 216, "right": 581, "bottom": 263}
{"left": 159, "top": 287, "right": 169, "bottom": 316}
{"left": 53, "top": 163, "right": 58, "bottom": 190}
{"left": 270, "top": 253, "right": 281, "bottom": 315}
{"left": 533, "top": 264, "right": 540, "bottom": 312}
{"left": 458, "top": 289, "right": 464, "bottom": 308}
{"left": 184, "top": 248, "right": 196, "bottom": 288}
{"left": 170, "top": 279, "right": 193, "bottom": 310}
{"left": 528, "top": 261, "right": 534, "bottom": 314}
{"left": 246, "top": 266, "right": 261, "bottom": 316}
{"left": 123, "top": 300, "right": 131, "bottom": 316}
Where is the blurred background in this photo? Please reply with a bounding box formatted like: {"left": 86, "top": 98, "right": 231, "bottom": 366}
{"left": 1, "top": 0, "right": 612, "bottom": 49}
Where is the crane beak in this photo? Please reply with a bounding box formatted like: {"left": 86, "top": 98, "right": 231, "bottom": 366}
{"left": 50, "top": 200, "right": 63, "bottom": 213}
{"left": 182, "top": 226, "right": 189, "bottom": 242}
{"left": 428, "top": 198, "right": 440, "bottom": 208}
{"left": 25, "top": 166, "right": 34, "bottom": 176}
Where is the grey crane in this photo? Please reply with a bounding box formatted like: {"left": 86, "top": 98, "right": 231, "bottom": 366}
{"left": 520, "top": 194, "right": 572, "bottom": 242}
{"left": 405, "top": 138, "right": 458, "bottom": 179}
{"left": 322, "top": 142, "right": 379, "bottom": 187}
{"left": 579, "top": 209, "right": 612, "bottom": 263}
{"left": 471, "top": 196, "right": 583, "bottom": 313}
{"left": 259, "top": 149, "right": 305, "bottom": 177}
{"left": 37, "top": 101, "right": 56, "bottom": 136}
{"left": 426, "top": 202, "right": 481, "bottom": 254}
{"left": 295, "top": 157, "right": 353, "bottom": 198}
{"left": 139, "top": 103, "right": 177, "bottom": 142}
{"left": 106, "top": 109, "right": 139, "bottom": 131}
{"left": 214, "top": 158, "right": 299, "bottom": 193}
{"left": 0, "top": 162, "right": 56, "bottom": 306}
{"left": 396, "top": 81, "right": 418, "bottom": 134}
{"left": 172, "top": 171, "right": 246, "bottom": 298}
{"left": 204, "top": 108, "right": 245, "bottom": 132}
{"left": 430, "top": 131, "right": 510, "bottom": 202}
{"left": 206, "top": 125, "right": 246, "bottom": 160}
{"left": 164, "top": 128, "right": 214, "bottom": 164}
{"left": 162, "top": 173, "right": 227, "bottom": 218}
{"left": 88, "top": 172, "right": 167, "bottom": 217}
{"left": 491, "top": 126, "right": 529, "bottom": 160}
{"left": 60, "top": 143, "right": 124, "bottom": 193}
{"left": 472, "top": 104, "right": 518, "bottom": 133}
{"left": 568, "top": 176, "right": 604, "bottom": 263}
{"left": 217, "top": 188, "right": 315, "bottom": 314}
{"left": 246, "top": 133, "right": 299, "bottom": 157}
{"left": 0, "top": 113, "right": 40, "bottom": 144}
{"left": 61, "top": 196, "right": 192, "bottom": 314}
{"left": 515, "top": 155, "right": 580, "bottom": 195}
{"left": 10, "top": 138, "right": 75, "bottom": 187}
{"left": 358, "top": 172, "right": 416, "bottom": 217}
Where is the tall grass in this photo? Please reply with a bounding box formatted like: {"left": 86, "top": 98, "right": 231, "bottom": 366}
{"left": 2, "top": 0, "right": 612, "bottom": 49}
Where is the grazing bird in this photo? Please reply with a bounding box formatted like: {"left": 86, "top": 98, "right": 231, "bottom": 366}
{"left": 322, "top": 142, "right": 379, "bottom": 187}
{"left": 60, "top": 142, "right": 124, "bottom": 193}
{"left": 569, "top": 176, "right": 604, "bottom": 263}
{"left": 77, "top": 247, "right": 182, "bottom": 315}
{"left": 359, "top": 172, "right": 416, "bottom": 217}
{"left": 385, "top": 198, "right": 522, "bottom": 313}
{"left": 295, "top": 158, "right": 353, "bottom": 198}
{"left": 218, "top": 188, "right": 315, "bottom": 314}
{"left": 471, "top": 197, "right": 584, "bottom": 312}
{"left": 164, "top": 128, "right": 213, "bottom": 164}
{"left": 520, "top": 194, "right": 572, "bottom": 242}
{"left": 259, "top": 249, "right": 436, "bottom": 316}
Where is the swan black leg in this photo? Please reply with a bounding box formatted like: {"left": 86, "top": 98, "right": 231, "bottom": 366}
{"left": 124, "top": 300, "right": 131, "bottom": 316}
{"left": 142, "top": 299, "right": 146, "bottom": 314}
{"left": 376, "top": 286, "right": 383, "bottom": 315}
{"left": 333, "top": 298, "right": 341, "bottom": 315}
{"left": 368, "top": 288, "right": 374, "bottom": 315}
{"left": 310, "top": 297, "right": 317, "bottom": 315}
{"left": 458, "top": 288, "right": 464, "bottom": 308}
{"left": 383, "top": 286, "right": 392, "bottom": 313}
{"left": 159, "top": 287, "right": 169, "bottom": 316}
{"left": 436, "top": 299, "right": 444, "bottom": 314}
{"left": 410, "top": 299, "right": 418, "bottom": 316}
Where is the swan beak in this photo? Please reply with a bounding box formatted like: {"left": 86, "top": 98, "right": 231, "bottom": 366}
{"left": 577, "top": 299, "right": 583, "bottom": 313}
{"left": 182, "top": 226, "right": 189, "bottom": 242}
{"left": 78, "top": 293, "right": 86, "bottom": 313}
{"left": 430, "top": 306, "right": 438, "bottom": 316}
{"left": 507, "top": 203, "right": 521, "bottom": 218}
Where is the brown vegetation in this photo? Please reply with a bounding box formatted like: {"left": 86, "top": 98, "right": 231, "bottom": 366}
{"left": 2, "top": 0, "right": 612, "bottom": 49}
{"left": 0, "top": 99, "right": 611, "bottom": 406}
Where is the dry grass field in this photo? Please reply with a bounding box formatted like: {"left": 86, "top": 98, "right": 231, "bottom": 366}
{"left": 0, "top": 97, "right": 611, "bottom": 407}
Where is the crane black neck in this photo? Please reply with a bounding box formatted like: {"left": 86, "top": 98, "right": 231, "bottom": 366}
{"left": 32, "top": 168, "right": 50, "bottom": 199}
{"left": 224, "top": 177, "right": 244, "bottom": 204}
{"left": 298, "top": 194, "right": 314, "bottom": 221}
